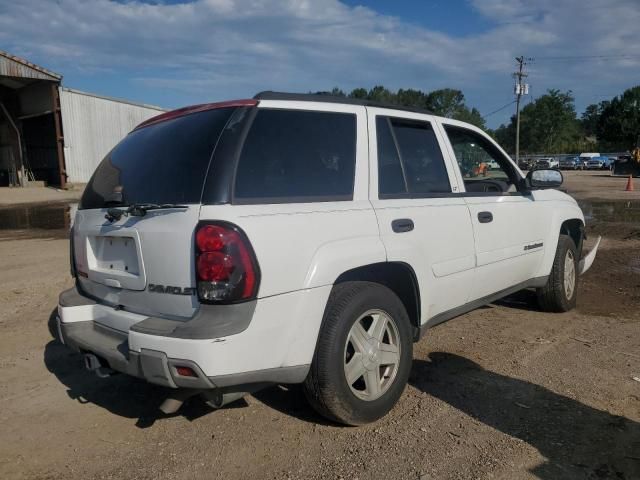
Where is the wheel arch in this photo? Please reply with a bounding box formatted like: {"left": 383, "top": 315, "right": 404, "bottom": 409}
{"left": 334, "top": 262, "right": 421, "bottom": 340}
{"left": 560, "top": 218, "right": 585, "bottom": 255}
{"left": 535, "top": 201, "right": 585, "bottom": 279}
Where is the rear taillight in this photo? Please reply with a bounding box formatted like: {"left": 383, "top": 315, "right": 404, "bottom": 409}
{"left": 195, "top": 222, "right": 260, "bottom": 303}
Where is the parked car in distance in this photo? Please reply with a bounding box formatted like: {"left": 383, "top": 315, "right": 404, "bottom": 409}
{"left": 537, "top": 157, "right": 559, "bottom": 169}
{"left": 535, "top": 159, "right": 551, "bottom": 169}
{"left": 586, "top": 156, "right": 613, "bottom": 170}
{"left": 56, "top": 91, "right": 600, "bottom": 425}
{"left": 518, "top": 158, "right": 533, "bottom": 170}
{"left": 559, "top": 156, "right": 583, "bottom": 170}
{"left": 579, "top": 152, "right": 599, "bottom": 168}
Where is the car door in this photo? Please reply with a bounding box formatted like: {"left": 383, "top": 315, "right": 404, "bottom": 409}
{"left": 437, "top": 119, "right": 550, "bottom": 301}
{"left": 367, "top": 108, "right": 476, "bottom": 326}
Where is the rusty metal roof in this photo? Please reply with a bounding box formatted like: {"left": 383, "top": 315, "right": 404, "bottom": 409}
{"left": 0, "top": 50, "right": 62, "bottom": 82}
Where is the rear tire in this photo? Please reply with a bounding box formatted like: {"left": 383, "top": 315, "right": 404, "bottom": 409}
{"left": 304, "top": 281, "right": 412, "bottom": 425}
{"left": 537, "top": 234, "right": 578, "bottom": 312}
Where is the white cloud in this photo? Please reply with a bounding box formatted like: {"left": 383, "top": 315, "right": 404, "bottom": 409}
{"left": 0, "top": 0, "right": 638, "bottom": 125}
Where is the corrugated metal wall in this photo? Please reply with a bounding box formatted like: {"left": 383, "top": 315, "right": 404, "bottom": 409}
{"left": 0, "top": 50, "right": 61, "bottom": 82}
{"left": 59, "top": 88, "right": 165, "bottom": 183}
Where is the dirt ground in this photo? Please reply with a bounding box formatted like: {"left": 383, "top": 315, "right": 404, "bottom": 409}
{"left": 561, "top": 170, "right": 640, "bottom": 201}
{"left": 0, "top": 171, "right": 638, "bottom": 479}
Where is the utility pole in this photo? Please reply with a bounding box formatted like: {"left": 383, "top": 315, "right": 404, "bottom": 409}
{"left": 513, "top": 56, "right": 529, "bottom": 164}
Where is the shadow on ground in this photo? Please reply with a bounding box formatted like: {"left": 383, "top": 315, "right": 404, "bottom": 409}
{"left": 494, "top": 288, "right": 541, "bottom": 312}
{"left": 43, "top": 338, "right": 241, "bottom": 428}
{"left": 251, "top": 384, "right": 334, "bottom": 425}
{"left": 46, "top": 308, "right": 640, "bottom": 479}
{"left": 410, "top": 352, "right": 640, "bottom": 479}
{"left": 44, "top": 309, "right": 246, "bottom": 428}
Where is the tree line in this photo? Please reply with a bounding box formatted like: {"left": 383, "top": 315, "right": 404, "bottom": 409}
{"left": 323, "top": 85, "right": 640, "bottom": 154}
{"left": 324, "top": 86, "right": 486, "bottom": 129}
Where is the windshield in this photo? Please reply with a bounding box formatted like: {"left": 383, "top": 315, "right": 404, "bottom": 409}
{"left": 80, "top": 108, "right": 235, "bottom": 209}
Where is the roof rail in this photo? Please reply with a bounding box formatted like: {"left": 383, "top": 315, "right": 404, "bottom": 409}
{"left": 253, "top": 91, "right": 435, "bottom": 116}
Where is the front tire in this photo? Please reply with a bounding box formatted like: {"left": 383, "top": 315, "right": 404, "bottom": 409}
{"left": 304, "top": 281, "right": 413, "bottom": 425}
{"left": 537, "top": 234, "right": 578, "bottom": 312}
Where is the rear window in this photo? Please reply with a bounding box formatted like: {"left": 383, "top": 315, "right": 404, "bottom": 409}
{"left": 233, "top": 109, "right": 356, "bottom": 203}
{"left": 80, "top": 108, "right": 235, "bottom": 209}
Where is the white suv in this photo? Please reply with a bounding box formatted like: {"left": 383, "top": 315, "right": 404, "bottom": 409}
{"left": 57, "top": 92, "right": 600, "bottom": 425}
{"left": 537, "top": 157, "right": 559, "bottom": 169}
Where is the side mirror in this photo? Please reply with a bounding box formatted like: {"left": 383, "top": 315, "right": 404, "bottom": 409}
{"left": 526, "top": 168, "right": 563, "bottom": 189}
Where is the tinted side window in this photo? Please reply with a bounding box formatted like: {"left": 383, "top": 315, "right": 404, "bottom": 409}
{"left": 234, "top": 109, "right": 356, "bottom": 202}
{"left": 376, "top": 116, "right": 451, "bottom": 196}
{"left": 376, "top": 117, "right": 406, "bottom": 195}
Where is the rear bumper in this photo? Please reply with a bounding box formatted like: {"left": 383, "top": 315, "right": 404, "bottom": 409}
{"left": 59, "top": 319, "right": 215, "bottom": 389}
{"left": 57, "top": 285, "right": 329, "bottom": 389}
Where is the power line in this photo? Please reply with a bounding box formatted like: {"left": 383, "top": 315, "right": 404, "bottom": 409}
{"left": 531, "top": 54, "right": 640, "bottom": 62}
{"left": 483, "top": 100, "right": 516, "bottom": 119}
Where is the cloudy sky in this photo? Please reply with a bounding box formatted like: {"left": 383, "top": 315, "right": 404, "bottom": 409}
{"left": 1, "top": 0, "right": 639, "bottom": 127}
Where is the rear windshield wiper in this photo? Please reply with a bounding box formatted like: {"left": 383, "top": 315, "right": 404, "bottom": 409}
{"left": 105, "top": 203, "right": 188, "bottom": 222}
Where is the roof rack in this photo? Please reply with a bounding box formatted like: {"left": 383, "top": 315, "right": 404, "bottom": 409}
{"left": 253, "top": 91, "right": 435, "bottom": 116}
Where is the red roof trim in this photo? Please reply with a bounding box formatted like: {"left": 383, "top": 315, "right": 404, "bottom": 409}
{"left": 133, "top": 99, "right": 258, "bottom": 131}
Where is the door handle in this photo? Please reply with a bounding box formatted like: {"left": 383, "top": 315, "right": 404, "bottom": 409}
{"left": 392, "top": 218, "right": 414, "bottom": 233}
{"left": 478, "top": 211, "right": 493, "bottom": 223}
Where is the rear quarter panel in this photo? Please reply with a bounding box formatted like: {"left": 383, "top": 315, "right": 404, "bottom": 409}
{"left": 198, "top": 202, "right": 385, "bottom": 298}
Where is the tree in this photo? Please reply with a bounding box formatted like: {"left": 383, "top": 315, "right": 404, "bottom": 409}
{"left": 423, "top": 89, "right": 486, "bottom": 129}
{"left": 348, "top": 88, "right": 368, "bottom": 99}
{"left": 424, "top": 88, "right": 466, "bottom": 117}
{"left": 395, "top": 88, "right": 428, "bottom": 109}
{"left": 494, "top": 89, "right": 582, "bottom": 153}
{"left": 492, "top": 121, "right": 512, "bottom": 149}
{"left": 316, "top": 85, "right": 487, "bottom": 131}
{"left": 581, "top": 102, "right": 606, "bottom": 137}
{"left": 453, "top": 106, "right": 485, "bottom": 130}
{"left": 366, "top": 85, "right": 395, "bottom": 104}
{"left": 596, "top": 86, "right": 640, "bottom": 151}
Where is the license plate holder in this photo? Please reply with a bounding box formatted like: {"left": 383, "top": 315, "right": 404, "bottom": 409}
{"left": 86, "top": 230, "right": 146, "bottom": 290}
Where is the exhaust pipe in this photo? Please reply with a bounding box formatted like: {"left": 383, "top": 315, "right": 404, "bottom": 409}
{"left": 159, "top": 389, "right": 201, "bottom": 415}
{"left": 202, "top": 390, "right": 247, "bottom": 409}
{"left": 82, "top": 353, "right": 114, "bottom": 378}
{"left": 158, "top": 389, "right": 248, "bottom": 415}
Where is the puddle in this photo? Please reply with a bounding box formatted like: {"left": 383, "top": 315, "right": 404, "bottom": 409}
{"left": 0, "top": 202, "right": 77, "bottom": 239}
{"left": 577, "top": 200, "right": 640, "bottom": 224}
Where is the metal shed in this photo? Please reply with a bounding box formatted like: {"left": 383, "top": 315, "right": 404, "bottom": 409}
{"left": 60, "top": 88, "right": 164, "bottom": 183}
{"left": 0, "top": 51, "right": 165, "bottom": 188}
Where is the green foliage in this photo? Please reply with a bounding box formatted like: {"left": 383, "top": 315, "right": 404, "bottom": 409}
{"left": 348, "top": 88, "right": 368, "bottom": 99}
{"left": 322, "top": 84, "right": 640, "bottom": 153}
{"left": 328, "top": 86, "right": 486, "bottom": 129}
{"left": 521, "top": 90, "right": 583, "bottom": 153}
{"left": 494, "top": 89, "right": 589, "bottom": 154}
{"left": 581, "top": 102, "right": 607, "bottom": 137}
{"left": 596, "top": 86, "right": 640, "bottom": 151}
{"left": 494, "top": 121, "right": 515, "bottom": 151}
